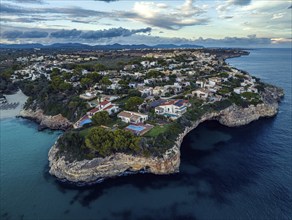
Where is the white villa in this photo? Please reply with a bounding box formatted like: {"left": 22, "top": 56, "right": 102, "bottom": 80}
{"left": 192, "top": 88, "right": 209, "bottom": 100}
{"left": 118, "top": 111, "right": 148, "bottom": 124}
{"left": 155, "top": 99, "right": 190, "bottom": 119}
{"left": 87, "top": 100, "right": 119, "bottom": 117}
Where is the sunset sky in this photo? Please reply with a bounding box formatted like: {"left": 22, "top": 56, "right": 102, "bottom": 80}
{"left": 1, "top": 0, "right": 291, "bottom": 47}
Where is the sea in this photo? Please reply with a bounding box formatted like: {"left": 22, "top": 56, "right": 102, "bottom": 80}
{"left": 1, "top": 48, "right": 291, "bottom": 220}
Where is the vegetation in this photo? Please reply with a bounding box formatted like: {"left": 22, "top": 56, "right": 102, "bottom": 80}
{"left": 19, "top": 76, "right": 87, "bottom": 121}
{"left": 0, "top": 68, "right": 18, "bottom": 95}
{"left": 91, "top": 111, "right": 111, "bottom": 126}
{"left": 145, "top": 70, "right": 164, "bottom": 79}
{"left": 84, "top": 127, "right": 141, "bottom": 157}
{"left": 145, "top": 124, "right": 172, "bottom": 137}
{"left": 125, "top": 96, "right": 143, "bottom": 111}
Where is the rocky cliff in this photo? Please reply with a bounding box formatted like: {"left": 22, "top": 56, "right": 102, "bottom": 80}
{"left": 18, "top": 109, "right": 72, "bottom": 131}
{"left": 48, "top": 87, "right": 283, "bottom": 185}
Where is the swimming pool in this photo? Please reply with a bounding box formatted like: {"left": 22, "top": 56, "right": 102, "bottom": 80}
{"left": 80, "top": 118, "right": 92, "bottom": 126}
{"left": 126, "top": 125, "right": 145, "bottom": 132}
{"left": 163, "top": 113, "right": 178, "bottom": 118}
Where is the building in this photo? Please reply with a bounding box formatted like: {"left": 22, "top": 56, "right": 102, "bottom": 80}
{"left": 233, "top": 87, "right": 245, "bottom": 94}
{"left": 79, "top": 90, "right": 97, "bottom": 100}
{"left": 87, "top": 100, "right": 119, "bottom": 117}
{"left": 74, "top": 100, "right": 119, "bottom": 129}
{"left": 155, "top": 99, "right": 190, "bottom": 119}
{"left": 192, "top": 88, "right": 209, "bottom": 100}
{"left": 118, "top": 111, "right": 148, "bottom": 124}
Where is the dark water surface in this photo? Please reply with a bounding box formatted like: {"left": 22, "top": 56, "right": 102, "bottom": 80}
{"left": 1, "top": 48, "right": 291, "bottom": 220}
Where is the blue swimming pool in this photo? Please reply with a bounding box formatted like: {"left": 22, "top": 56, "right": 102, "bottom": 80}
{"left": 163, "top": 113, "right": 178, "bottom": 118}
{"left": 126, "top": 125, "right": 145, "bottom": 132}
{"left": 80, "top": 118, "right": 92, "bottom": 126}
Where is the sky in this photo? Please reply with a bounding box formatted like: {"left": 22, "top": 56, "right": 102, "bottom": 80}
{"left": 1, "top": 0, "right": 291, "bottom": 47}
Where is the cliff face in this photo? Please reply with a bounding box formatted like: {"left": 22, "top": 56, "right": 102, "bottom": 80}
{"left": 19, "top": 109, "right": 72, "bottom": 130}
{"left": 49, "top": 144, "right": 180, "bottom": 183}
{"left": 48, "top": 87, "right": 283, "bottom": 184}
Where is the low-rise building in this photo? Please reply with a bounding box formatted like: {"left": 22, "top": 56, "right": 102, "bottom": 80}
{"left": 118, "top": 111, "right": 148, "bottom": 124}
{"left": 155, "top": 99, "right": 190, "bottom": 119}
{"left": 192, "top": 88, "right": 209, "bottom": 100}
{"left": 233, "top": 87, "right": 245, "bottom": 94}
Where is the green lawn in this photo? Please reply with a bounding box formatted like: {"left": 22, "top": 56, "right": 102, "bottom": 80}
{"left": 144, "top": 124, "right": 171, "bottom": 137}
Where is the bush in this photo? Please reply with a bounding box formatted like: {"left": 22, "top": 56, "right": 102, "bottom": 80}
{"left": 84, "top": 127, "right": 141, "bottom": 157}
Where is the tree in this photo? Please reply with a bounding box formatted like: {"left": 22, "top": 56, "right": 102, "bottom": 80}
{"left": 51, "top": 68, "right": 60, "bottom": 78}
{"left": 80, "top": 77, "right": 93, "bottom": 89}
{"left": 85, "top": 127, "right": 114, "bottom": 156}
{"left": 128, "top": 89, "right": 141, "bottom": 97}
{"left": 100, "top": 76, "right": 111, "bottom": 86}
{"left": 87, "top": 72, "right": 101, "bottom": 83}
{"left": 51, "top": 76, "right": 62, "bottom": 91}
{"left": 59, "top": 82, "right": 72, "bottom": 91}
{"left": 95, "top": 63, "right": 106, "bottom": 71}
{"left": 146, "top": 70, "right": 163, "bottom": 79}
{"left": 91, "top": 111, "right": 111, "bottom": 126}
{"left": 125, "top": 96, "right": 144, "bottom": 111}
{"left": 84, "top": 127, "right": 141, "bottom": 157}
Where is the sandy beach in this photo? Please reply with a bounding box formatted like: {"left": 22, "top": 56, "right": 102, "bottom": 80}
{"left": 0, "top": 90, "right": 28, "bottom": 119}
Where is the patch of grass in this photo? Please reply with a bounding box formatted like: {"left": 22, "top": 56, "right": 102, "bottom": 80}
{"left": 144, "top": 124, "right": 171, "bottom": 137}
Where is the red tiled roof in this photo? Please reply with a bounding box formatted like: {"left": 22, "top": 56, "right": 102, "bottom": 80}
{"left": 104, "top": 104, "right": 114, "bottom": 110}
{"left": 80, "top": 115, "right": 89, "bottom": 120}
{"left": 160, "top": 100, "right": 176, "bottom": 106}
{"left": 88, "top": 108, "right": 99, "bottom": 114}
{"left": 99, "top": 100, "right": 110, "bottom": 106}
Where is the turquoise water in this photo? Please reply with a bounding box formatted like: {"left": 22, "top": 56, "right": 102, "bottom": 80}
{"left": 1, "top": 48, "right": 291, "bottom": 219}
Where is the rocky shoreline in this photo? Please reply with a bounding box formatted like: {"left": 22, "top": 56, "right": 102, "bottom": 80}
{"left": 18, "top": 109, "right": 72, "bottom": 131}
{"left": 48, "top": 87, "right": 284, "bottom": 185}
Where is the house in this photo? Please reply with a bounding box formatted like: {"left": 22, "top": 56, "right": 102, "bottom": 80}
{"left": 79, "top": 91, "right": 97, "bottom": 100}
{"left": 118, "top": 111, "right": 148, "bottom": 124}
{"left": 138, "top": 86, "right": 153, "bottom": 97}
{"left": 87, "top": 100, "right": 119, "bottom": 117}
{"left": 233, "top": 87, "right": 245, "bottom": 94}
{"left": 196, "top": 80, "right": 205, "bottom": 88}
{"left": 98, "top": 95, "right": 120, "bottom": 102}
{"left": 247, "top": 87, "right": 258, "bottom": 93}
{"left": 192, "top": 88, "right": 209, "bottom": 100}
{"left": 155, "top": 99, "right": 190, "bottom": 119}
{"left": 153, "top": 86, "right": 164, "bottom": 96}
{"left": 129, "top": 82, "right": 137, "bottom": 88}
{"left": 141, "top": 60, "right": 150, "bottom": 68}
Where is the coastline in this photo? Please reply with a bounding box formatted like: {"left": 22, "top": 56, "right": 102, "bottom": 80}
{"left": 48, "top": 86, "right": 284, "bottom": 185}
{"left": 0, "top": 90, "right": 28, "bottom": 120}
{"left": 18, "top": 109, "right": 72, "bottom": 131}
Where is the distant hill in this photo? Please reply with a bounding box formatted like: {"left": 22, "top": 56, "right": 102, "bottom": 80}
{"left": 0, "top": 43, "right": 203, "bottom": 50}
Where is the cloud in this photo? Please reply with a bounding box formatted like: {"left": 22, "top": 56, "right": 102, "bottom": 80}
{"left": 7, "top": 0, "right": 44, "bottom": 3}
{"left": 288, "top": 5, "right": 292, "bottom": 9}
{"left": 272, "top": 12, "right": 285, "bottom": 20}
{"left": 94, "top": 0, "right": 118, "bottom": 2}
{"left": 1, "top": 1, "right": 208, "bottom": 30}
{"left": 2, "top": 30, "right": 48, "bottom": 38}
{"left": 195, "top": 35, "right": 272, "bottom": 47}
{"left": 1, "top": 27, "right": 151, "bottom": 40}
{"left": 217, "top": 0, "right": 252, "bottom": 13}
{"left": 0, "top": 17, "right": 47, "bottom": 23}
{"left": 50, "top": 29, "right": 82, "bottom": 38}
{"left": 116, "top": 0, "right": 208, "bottom": 30}
{"left": 1, "top": 3, "right": 108, "bottom": 18}
{"left": 79, "top": 27, "right": 151, "bottom": 39}
{"left": 230, "top": 0, "right": 252, "bottom": 6}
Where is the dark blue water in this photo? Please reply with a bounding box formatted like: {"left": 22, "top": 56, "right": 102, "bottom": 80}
{"left": 1, "top": 48, "right": 291, "bottom": 220}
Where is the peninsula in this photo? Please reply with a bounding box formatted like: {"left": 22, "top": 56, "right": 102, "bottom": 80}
{"left": 0, "top": 47, "right": 283, "bottom": 185}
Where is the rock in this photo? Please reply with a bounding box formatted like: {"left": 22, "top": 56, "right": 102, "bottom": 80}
{"left": 48, "top": 87, "right": 283, "bottom": 185}
{"left": 18, "top": 109, "right": 72, "bottom": 130}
